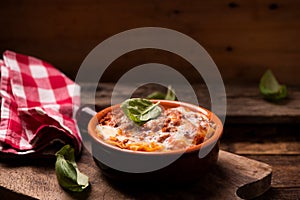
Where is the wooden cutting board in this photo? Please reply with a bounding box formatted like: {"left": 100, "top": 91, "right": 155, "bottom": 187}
{"left": 0, "top": 149, "right": 272, "bottom": 200}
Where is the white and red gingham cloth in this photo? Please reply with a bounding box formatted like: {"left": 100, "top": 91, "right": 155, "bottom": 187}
{"left": 0, "top": 51, "right": 82, "bottom": 155}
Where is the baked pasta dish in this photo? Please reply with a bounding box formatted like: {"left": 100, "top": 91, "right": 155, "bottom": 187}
{"left": 95, "top": 99, "right": 216, "bottom": 152}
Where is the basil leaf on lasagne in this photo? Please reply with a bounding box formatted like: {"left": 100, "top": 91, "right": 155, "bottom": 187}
{"left": 165, "top": 86, "right": 176, "bottom": 101}
{"left": 147, "top": 85, "right": 176, "bottom": 101}
{"left": 121, "top": 98, "right": 162, "bottom": 125}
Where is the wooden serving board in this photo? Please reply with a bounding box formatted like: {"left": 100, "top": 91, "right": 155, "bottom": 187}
{"left": 0, "top": 149, "right": 272, "bottom": 200}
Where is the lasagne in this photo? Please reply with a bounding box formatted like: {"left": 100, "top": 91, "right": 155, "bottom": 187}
{"left": 95, "top": 105, "right": 216, "bottom": 152}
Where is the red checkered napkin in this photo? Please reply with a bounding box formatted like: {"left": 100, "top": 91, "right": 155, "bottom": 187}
{"left": 0, "top": 51, "right": 82, "bottom": 155}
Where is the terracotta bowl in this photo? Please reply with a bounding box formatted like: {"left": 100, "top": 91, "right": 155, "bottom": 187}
{"left": 87, "top": 100, "right": 223, "bottom": 183}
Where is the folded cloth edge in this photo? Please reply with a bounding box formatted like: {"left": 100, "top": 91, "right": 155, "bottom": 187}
{"left": 0, "top": 50, "right": 82, "bottom": 156}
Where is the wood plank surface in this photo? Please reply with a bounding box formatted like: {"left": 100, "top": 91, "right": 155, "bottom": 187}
{"left": 221, "top": 124, "right": 300, "bottom": 155}
{"left": 0, "top": 0, "right": 299, "bottom": 84}
{"left": 0, "top": 84, "right": 299, "bottom": 199}
{"left": 80, "top": 83, "right": 300, "bottom": 124}
{"left": 254, "top": 188, "right": 300, "bottom": 200}
{"left": 0, "top": 149, "right": 272, "bottom": 200}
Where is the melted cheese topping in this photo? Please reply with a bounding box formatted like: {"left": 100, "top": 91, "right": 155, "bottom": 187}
{"left": 95, "top": 106, "right": 216, "bottom": 152}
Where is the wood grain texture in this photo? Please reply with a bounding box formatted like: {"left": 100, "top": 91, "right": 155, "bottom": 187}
{"left": 222, "top": 141, "right": 300, "bottom": 155}
{"left": 245, "top": 155, "right": 300, "bottom": 188}
{"left": 0, "top": 149, "right": 272, "bottom": 200}
{"left": 80, "top": 83, "right": 300, "bottom": 124}
{"left": 254, "top": 187, "right": 300, "bottom": 200}
{"left": 0, "top": 84, "right": 299, "bottom": 199}
{"left": 0, "top": 0, "right": 299, "bottom": 84}
{"left": 221, "top": 124, "right": 300, "bottom": 155}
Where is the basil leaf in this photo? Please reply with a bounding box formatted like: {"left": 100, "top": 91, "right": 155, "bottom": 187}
{"left": 55, "top": 156, "right": 78, "bottom": 188}
{"left": 259, "top": 70, "right": 287, "bottom": 101}
{"left": 139, "top": 102, "right": 161, "bottom": 121}
{"left": 121, "top": 98, "right": 162, "bottom": 125}
{"left": 147, "top": 85, "right": 176, "bottom": 100}
{"left": 146, "top": 91, "right": 166, "bottom": 100}
{"left": 56, "top": 144, "right": 76, "bottom": 163}
{"left": 165, "top": 86, "right": 176, "bottom": 100}
{"left": 76, "top": 168, "right": 89, "bottom": 186}
{"left": 55, "top": 145, "right": 89, "bottom": 192}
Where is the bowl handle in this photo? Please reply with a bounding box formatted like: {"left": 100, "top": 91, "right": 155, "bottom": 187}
{"left": 76, "top": 105, "right": 99, "bottom": 154}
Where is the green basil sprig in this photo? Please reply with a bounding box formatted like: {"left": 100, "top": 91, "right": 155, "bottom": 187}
{"left": 121, "top": 98, "right": 162, "bottom": 125}
{"left": 55, "top": 145, "right": 89, "bottom": 192}
{"left": 259, "top": 69, "right": 287, "bottom": 101}
{"left": 147, "top": 86, "right": 176, "bottom": 101}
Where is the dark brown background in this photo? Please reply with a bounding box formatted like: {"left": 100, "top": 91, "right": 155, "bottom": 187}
{"left": 0, "top": 0, "right": 299, "bottom": 85}
{"left": 0, "top": 2, "right": 300, "bottom": 199}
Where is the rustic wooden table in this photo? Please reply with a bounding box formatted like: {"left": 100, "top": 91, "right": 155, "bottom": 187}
{"left": 0, "top": 83, "right": 299, "bottom": 199}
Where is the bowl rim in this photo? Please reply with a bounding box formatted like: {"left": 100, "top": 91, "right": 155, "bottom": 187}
{"left": 87, "top": 100, "right": 223, "bottom": 155}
